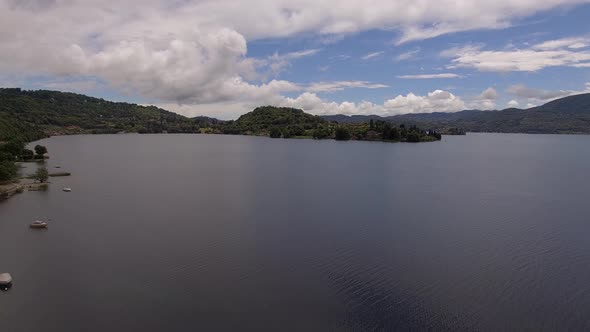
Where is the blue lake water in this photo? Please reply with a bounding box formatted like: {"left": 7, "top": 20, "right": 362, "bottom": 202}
{"left": 1, "top": 133, "right": 590, "bottom": 331}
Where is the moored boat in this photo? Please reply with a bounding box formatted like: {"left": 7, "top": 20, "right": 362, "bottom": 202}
{"left": 63, "top": 187, "right": 72, "bottom": 192}
{"left": 30, "top": 220, "right": 48, "bottom": 229}
{"left": 0, "top": 273, "right": 12, "bottom": 290}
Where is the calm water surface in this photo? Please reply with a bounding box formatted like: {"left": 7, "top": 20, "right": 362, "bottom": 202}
{"left": 1, "top": 133, "right": 590, "bottom": 331}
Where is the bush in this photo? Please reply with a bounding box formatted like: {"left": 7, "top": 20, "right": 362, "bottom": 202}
{"left": 33, "top": 167, "right": 49, "bottom": 183}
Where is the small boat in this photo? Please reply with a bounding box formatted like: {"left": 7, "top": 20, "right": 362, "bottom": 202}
{"left": 30, "top": 220, "right": 48, "bottom": 229}
{"left": 63, "top": 187, "right": 72, "bottom": 192}
{"left": 0, "top": 273, "right": 12, "bottom": 290}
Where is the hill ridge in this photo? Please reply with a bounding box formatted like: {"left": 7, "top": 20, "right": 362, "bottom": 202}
{"left": 321, "top": 93, "right": 590, "bottom": 134}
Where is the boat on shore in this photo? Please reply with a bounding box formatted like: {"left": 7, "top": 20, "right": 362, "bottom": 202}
{"left": 0, "top": 273, "right": 12, "bottom": 290}
{"left": 30, "top": 220, "right": 48, "bottom": 229}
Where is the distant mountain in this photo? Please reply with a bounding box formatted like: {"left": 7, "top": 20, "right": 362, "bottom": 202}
{"left": 0, "top": 88, "right": 220, "bottom": 139}
{"left": 192, "top": 115, "right": 224, "bottom": 124}
{"left": 322, "top": 93, "right": 590, "bottom": 134}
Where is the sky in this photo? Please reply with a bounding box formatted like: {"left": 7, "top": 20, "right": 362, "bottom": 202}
{"left": 1, "top": 0, "right": 590, "bottom": 119}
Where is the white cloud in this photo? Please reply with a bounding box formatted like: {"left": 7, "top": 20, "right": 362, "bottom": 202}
{"left": 281, "top": 89, "right": 465, "bottom": 116}
{"left": 444, "top": 37, "right": 590, "bottom": 72}
{"left": 470, "top": 87, "right": 498, "bottom": 109}
{"left": 507, "top": 99, "right": 519, "bottom": 108}
{"left": 397, "top": 73, "right": 461, "bottom": 79}
{"left": 0, "top": 0, "right": 589, "bottom": 118}
{"left": 533, "top": 37, "right": 590, "bottom": 50}
{"left": 506, "top": 82, "right": 590, "bottom": 106}
{"left": 478, "top": 87, "right": 498, "bottom": 100}
{"left": 331, "top": 54, "right": 351, "bottom": 61}
{"left": 306, "top": 81, "right": 388, "bottom": 92}
{"left": 507, "top": 84, "right": 575, "bottom": 100}
{"left": 383, "top": 90, "right": 465, "bottom": 113}
{"left": 395, "top": 49, "right": 420, "bottom": 61}
{"left": 361, "top": 51, "right": 384, "bottom": 60}
{"left": 265, "top": 49, "right": 321, "bottom": 75}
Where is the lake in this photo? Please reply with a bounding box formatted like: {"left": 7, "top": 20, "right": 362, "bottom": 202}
{"left": 1, "top": 133, "right": 590, "bottom": 331}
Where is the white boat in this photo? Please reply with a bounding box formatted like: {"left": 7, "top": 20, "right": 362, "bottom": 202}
{"left": 63, "top": 187, "right": 72, "bottom": 192}
{"left": 30, "top": 220, "right": 48, "bottom": 229}
{"left": 0, "top": 273, "right": 12, "bottom": 288}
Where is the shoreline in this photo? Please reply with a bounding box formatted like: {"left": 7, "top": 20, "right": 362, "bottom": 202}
{"left": 0, "top": 179, "right": 47, "bottom": 201}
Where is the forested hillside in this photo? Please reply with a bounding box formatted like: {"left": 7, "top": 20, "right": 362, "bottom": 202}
{"left": 0, "top": 89, "right": 439, "bottom": 143}
{"left": 0, "top": 88, "right": 209, "bottom": 138}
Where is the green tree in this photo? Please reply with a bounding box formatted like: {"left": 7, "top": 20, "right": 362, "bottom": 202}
{"left": 34, "top": 145, "right": 48, "bottom": 157}
{"left": 381, "top": 122, "right": 392, "bottom": 140}
{"left": 334, "top": 126, "right": 351, "bottom": 141}
{"left": 0, "top": 160, "right": 18, "bottom": 181}
{"left": 33, "top": 167, "right": 49, "bottom": 183}
{"left": 269, "top": 127, "right": 281, "bottom": 138}
{"left": 289, "top": 125, "right": 305, "bottom": 136}
{"left": 22, "top": 149, "right": 34, "bottom": 161}
{"left": 0, "top": 151, "right": 14, "bottom": 162}
{"left": 0, "top": 140, "right": 24, "bottom": 157}
{"left": 281, "top": 128, "right": 292, "bottom": 138}
{"left": 388, "top": 127, "right": 401, "bottom": 141}
{"left": 406, "top": 132, "right": 420, "bottom": 142}
{"left": 312, "top": 126, "right": 331, "bottom": 139}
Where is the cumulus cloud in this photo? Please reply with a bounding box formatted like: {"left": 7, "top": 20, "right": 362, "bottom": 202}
{"left": 397, "top": 73, "right": 461, "bottom": 79}
{"left": 0, "top": 0, "right": 589, "bottom": 117}
{"left": 281, "top": 89, "right": 465, "bottom": 116}
{"left": 507, "top": 99, "right": 520, "bottom": 108}
{"left": 443, "top": 37, "right": 590, "bottom": 72}
{"left": 469, "top": 87, "right": 498, "bottom": 109}
{"left": 384, "top": 90, "right": 465, "bottom": 113}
